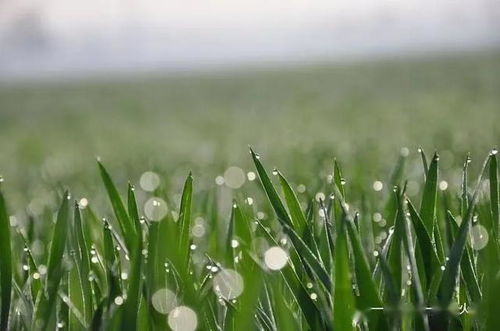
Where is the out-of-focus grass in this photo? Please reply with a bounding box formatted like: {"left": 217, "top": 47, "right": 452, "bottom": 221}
{"left": 0, "top": 52, "right": 499, "bottom": 207}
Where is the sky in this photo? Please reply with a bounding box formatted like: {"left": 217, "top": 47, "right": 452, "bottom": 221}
{"left": 0, "top": 0, "right": 499, "bottom": 79}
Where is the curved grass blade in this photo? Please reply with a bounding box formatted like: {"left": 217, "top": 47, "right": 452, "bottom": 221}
{"left": 397, "top": 191, "right": 429, "bottom": 331}
{"left": 345, "top": 212, "right": 387, "bottom": 329}
{"left": 0, "top": 189, "right": 12, "bottom": 331}
{"left": 420, "top": 153, "right": 439, "bottom": 236}
{"left": 333, "top": 212, "right": 355, "bottom": 331}
{"left": 121, "top": 184, "right": 143, "bottom": 330}
{"left": 178, "top": 172, "right": 193, "bottom": 271}
{"left": 489, "top": 151, "right": 498, "bottom": 245}
{"left": 419, "top": 147, "right": 429, "bottom": 179}
{"left": 437, "top": 154, "right": 490, "bottom": 308}
{"left": 277, "top": 171, "right": 307, "bottom": 235}
{"left": 34, "top": 191, "right": 70, "bottom": 330}
{"left": 250, "top": 149, "right": 330, "bottom": 291}
{"left": 250, "top": 148, "right": 293, "bottom": 228}
{"left": 97, "top": 160, "right": 136, "bottom": 250}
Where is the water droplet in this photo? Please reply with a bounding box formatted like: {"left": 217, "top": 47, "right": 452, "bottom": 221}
{"left": 0, "top": 176, "right": 4, "bottom": 183}
{"left": 190, "top": 244, "right": 197, "bottom": 251}
{"left": 315, "top": 192, "right": 325, "bottom": 202}
{"left": 215, "top": 176, "right": 225, "bottom": 186}
{"left": 79, "top": 198, "right": 89, "bottom": 208}
{"left": 272, "top": 168, "right": 278, "bottom": 176}
{"left": 491, "top": 148, "right": 498, "bottom": 156}
{"left": 33, "top": 272, "right": 40, "bottom": 280}
{"left": 440, "top": 266, "right": 446, "bottom": 271}
{"left": 340, "top": 178, "right": 347, "bottom": 185}
{"left": 264, "top": 246, "right": 288, "bottom": 270}
{"left": 231, "top": 239, "right": 239, "bottom": 248}
{"left": 373, "top": 251, "right": 379, "bottom": 257}
{"left": 372, "top": 180, "right": 383, "bottom": 192}
{"left": 210, "top": 266, "right": 219, "bottom": 273}
{"left": 297, "top": 184, "right": 306, "bottom": 193}
{"left": 439, "top": 180, "right": 448, "bottom": 191}
{"left": 38, "top": 264, "right": 47, "bottom": 275}
{"left": 306, "top": 282, "right": 313, "bottom": 289}
{"left": 400, "top": 147, "right": 410, "bottom": 157}
{"left": 152, "top": 288, "right": 178, "bottom": 314}
{"left": 247, "top": 171, "right": 256, "bottom": 181}
{"left": 114, "top": 296, "right": 124, "bottom": 305}
{"left": 245, "top": 197, "right": 254, "bottom": 205}
{"left": 224, "top": 166, "right": 246, "bottom": 189}
{"left": 213, "top": 269, "right": 244, "bottom": 300}
{"left": 144, "top": 197, "right": 168, "bottom": 221}
{"left": 470, "top": 224, "right": 489, "bottom": 250}
{"left": 310, "top": 293, "right": 318, "bottom": 300}
{"left": 22, "top": 264, "right": 29, "bottom": 271}
{"left": 140, "top": 171, "right": 161, "bottom": 192}
{"left": 121, "top": 272, "right": 128, "bottom": 280}
{"left": 192, "top": 224, "right": 206, "bottom": 238}
{"left": 57, "top": 322, "right": 65, "bottom": 328}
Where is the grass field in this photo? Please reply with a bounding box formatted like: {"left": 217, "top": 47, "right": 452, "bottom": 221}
{"left": 0, "top": 51, "right": 499, "bottom": 330}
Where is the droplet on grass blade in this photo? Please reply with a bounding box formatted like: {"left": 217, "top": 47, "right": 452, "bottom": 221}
{"left": 470, "top": 224, "right": 489, "bottom": 250}
{"left": 315, "top": 192, "right": 325, "bottom": 202}
{"left": 264, "top": 246, "right": 288, "bottom": 270}
{"left": 144, "top": 197, "right": 168, "bottom": 221}
{"left": 140, "top": 171, "right": 161, "bottom": 192}
{"left": 152, "top": 288, "right": 178, "bottom": 314}
{"left": 213, "top": 268, "right": 244, "bottom": 300}
{"left": 168, "top": 306, "right": 198, "bottom": 331}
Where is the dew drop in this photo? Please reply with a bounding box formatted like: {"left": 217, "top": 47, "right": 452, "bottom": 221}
{"left": 144, "top": 197, "right": 168, "bottom": 221}
{"left": 140, "top": 171, "right": 161, "bottom": 192}
{"left": 213, "top": 269, "right": 244, "bottom": 300}
{"left": 264, "top": 246, "right": 288, "bottom": 270}
{"left": 152, "top": 288, "right": 178, "bottom": 314}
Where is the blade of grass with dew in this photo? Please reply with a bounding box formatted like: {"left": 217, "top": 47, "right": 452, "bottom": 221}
{"left": 33, "top": 191, "right": 70, "bottom": 330}
{"left": 69, "top": 202, "right": 93, "bottom": 329}
{"left": 420, "top": 153, "right": 439, "bottom": 236}
{"left": 436, "top": 154, "right": 490, "bottom": 325}
{"left": 334, "top": 185, "right": 387, "bottom": 329}
{"left": 397, "top": 190, "right": 429, "bottom": 331}
{"left": 121, "top": 184, "right": 143, "bottom": 330}
{"left": 97, "top": 160, "right": 136, "bottom": 251}
{"left": 277, "top": 171, "right": 307, "bottom": 236}
{"left": 333, "top": 211, "right": 355, "bottom": 331}
{"left": 0, "top": 189, "right": 12, "bottom": 331}
{"left": 178, "top": 172, "right": 193, "bottom": 273}
{"left": 489, "top": 150, "right": 499, "bottom": 249}
{"left": 250, "top": 149, "right": 331, "bottom": 291}
{"left": 254, "top": 221, "right": 327, "bottom": 329}
{"left": 360, "top": 195, "right": 376, "bottom": 267}
{"left": 407, "top": 199, "right": 440, "bottom": 291}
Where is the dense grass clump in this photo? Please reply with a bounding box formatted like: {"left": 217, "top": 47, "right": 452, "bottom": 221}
{"left": 0, "top": 147, "right": 498, "bottom": 330}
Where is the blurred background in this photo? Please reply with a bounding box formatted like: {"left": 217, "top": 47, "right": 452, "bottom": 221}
{"left": 0, "top": 0, "right": 499, "bottom": 209}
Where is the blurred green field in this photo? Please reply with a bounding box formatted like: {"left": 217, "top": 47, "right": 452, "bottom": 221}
{"left": 0, "top": 51, "right": 499, "bottom": 208}
{"left": 0, "top": 51, "right": 500, "bottom": 331}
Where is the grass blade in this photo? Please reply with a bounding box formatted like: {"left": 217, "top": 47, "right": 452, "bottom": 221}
{"left": 97, "top": 160, "right": 136, "bottom": 250}
{"left": 0, "top": 189, "right": 12, "bottom": 331}
{"left": 420, "top": 153, "right": 439, "bottom": 236}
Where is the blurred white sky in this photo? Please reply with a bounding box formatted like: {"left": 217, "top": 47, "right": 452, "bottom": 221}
{"left": 0, "top": 0, "right": 499, "bottom": 79}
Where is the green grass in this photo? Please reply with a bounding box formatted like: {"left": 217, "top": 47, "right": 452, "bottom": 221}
{"left": 0, "top": 51, "right": 499, "bottom": 330}
{"left": 0, "top": 146, "right": 499, "bottom": 330}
